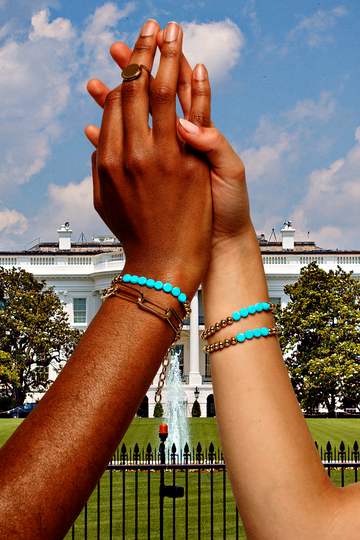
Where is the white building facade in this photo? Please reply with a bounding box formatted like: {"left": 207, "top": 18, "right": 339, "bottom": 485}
{"left": 2, "top": 222, "right": 360, "bottom": 416}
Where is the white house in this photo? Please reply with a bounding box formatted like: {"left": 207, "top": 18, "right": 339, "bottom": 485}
{"left": 1, "top": 221, "right": 360, "bottom": 416}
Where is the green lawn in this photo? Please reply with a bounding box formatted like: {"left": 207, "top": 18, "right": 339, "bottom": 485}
{"left": 2, "top": 417, "right": 360, "bottom": 539}
{"left": 118, "top": 417, "right": 222, "bottom": 457}
{"left": 2, "top": 417, "right": 360, "bottom": 454}
{"left": 65, "top": 470, "right": 245, "bottom": 539}
{"left": 306, "top": 418, "right": 360, "bottom": 449}
{"left": 116, "top": 417, "right": 360, "bottom": 457}
{"left": 0, "top": 418, "right": 23, "bottom": 448}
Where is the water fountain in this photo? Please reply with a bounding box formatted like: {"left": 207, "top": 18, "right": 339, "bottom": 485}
{"left": 165, "top": 350, "right": 190, "bottom": 459}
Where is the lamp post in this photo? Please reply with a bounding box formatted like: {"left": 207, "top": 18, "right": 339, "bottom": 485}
{"left": 159, "top": 423, "right": 168, "bottom": 540}
{"left": 192, "top": 387, "right": 201, "bottom": 417}
{"left": 158, "top": 422, "right": 184, "bottom": 539}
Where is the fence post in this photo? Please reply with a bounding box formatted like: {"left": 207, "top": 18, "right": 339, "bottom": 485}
{"left": 353, "top": 441, "right": 359, "bottom": 482}
{"left": 159, "top": 423, "right": 168, "bottom": 540}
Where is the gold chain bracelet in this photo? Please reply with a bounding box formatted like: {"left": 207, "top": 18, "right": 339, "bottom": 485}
{"left": 102, "top": 280, "right": 188, "bottom": 402}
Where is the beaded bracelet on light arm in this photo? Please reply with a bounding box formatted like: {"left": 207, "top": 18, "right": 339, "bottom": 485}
{"left": 200, "top": 302, "right": 276, "bottom": 340}
{"left": 203, "top": 326, "right": 282, "bottom": 354}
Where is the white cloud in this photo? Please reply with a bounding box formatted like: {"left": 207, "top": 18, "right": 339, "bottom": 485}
{"left": 0, "top": 12, "right": 74, "bottom": 189}
{"left": 0, "top": 22, "right": 12, "bottom": 39}
{"left": 240, "top": 113, "right": 300, "bottom": 183}
{"left": 238, "top": 89, "right": 341, "bottom": 238}
{"left": 33, "top": 176, "right": 106, "bottom": 240}
{"left": 239, "top": 120, "right": 300, "bottom": 234}
{"left": 240, "top": 132, "right": 295, "bottom": 179}
{"left": 181, "top": 19, "right": 245, "bottom": 80}
{"left": 48, "top": 176, "right": 93, "bottom": 212}
{"left": 283, "top": 92, "right": 336, "bottom": 124}
{"left": 242, "top": 0, "right": 261, "bottom": 38}
{"left": 82, "top": 1, "right": 135, "bottom": 38}
{"left": 290, "top": 127, "right": 360, "bottom": 249}
{"left": 0, "top": 207, "right": 27, "bottom": 236}
{"left": 288, "top": 7, "right": 347, "bottom": 48}
{"left": 78, "top": 1, "right": 136, "bottom": 92}
{"left": 29, "top": 9, "right": 76, "bottom": 41}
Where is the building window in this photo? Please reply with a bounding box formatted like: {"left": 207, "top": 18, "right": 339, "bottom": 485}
{"left": 173, "top": 344, "right": 184, "bottom": 375}
{"left": 269, "top": 297, "right": 281, "bottom": 306}
{"left": 204, "top": 353, "right": 212, "bottom": 383}
{"left": 73, "top": 298, "right": 86, "bottom": 324}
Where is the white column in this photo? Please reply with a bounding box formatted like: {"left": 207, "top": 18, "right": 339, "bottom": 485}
{"left": 188, "top": 291, "right": 202, "bottom": 386}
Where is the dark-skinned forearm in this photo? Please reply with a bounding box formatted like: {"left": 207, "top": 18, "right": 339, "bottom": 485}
{"left": 0, "top": 290, "right": 181, "bottom": 539}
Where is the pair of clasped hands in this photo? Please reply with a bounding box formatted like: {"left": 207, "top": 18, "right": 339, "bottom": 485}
{"left": 85, "top": 20, "right": 251, "bottom": 298}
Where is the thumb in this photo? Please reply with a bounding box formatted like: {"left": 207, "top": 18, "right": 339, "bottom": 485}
{"left": 178, "top": 118, "right": 244, "bottom": 181}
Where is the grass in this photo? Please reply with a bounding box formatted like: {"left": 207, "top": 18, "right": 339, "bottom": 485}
{"left": 2, "top": 417, "right": 360, "bottom": 452}
{"left": 306, "top": 418, "right": 360, "bottom": 450}
{"left": 65, "top": 469, "right": 245, "bottom": 539}
{"left": 0, "top": 418, "right": 23, "bottom": 448}
{"left": 119, "top": 417, "right": 222, "bottom": 455}
{"left": 2, "top": 417, "right": 360, "bottom": 538}
{"left": 114, "top": 417, "right": 360, "bottom": 456}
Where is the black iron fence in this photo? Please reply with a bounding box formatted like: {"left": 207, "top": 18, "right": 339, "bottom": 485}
{"left": 67, "top": 440, "right": 360, "bottom": 540}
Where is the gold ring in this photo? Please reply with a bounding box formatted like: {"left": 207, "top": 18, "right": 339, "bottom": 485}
{"left": 121, "top": 63, "right": 151, "bottom": 82}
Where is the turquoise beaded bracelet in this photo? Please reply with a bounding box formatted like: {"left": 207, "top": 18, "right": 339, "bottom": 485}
{"left": 203, "top": 326, "right": 282, "bottom": 353}
{"left": 105, "top": 274, "right": 191, "bottom": 320}
{"left": 200, "top": 302, "right": 276, "bottom": 340}
{"left": 122, "top": 273, "right": 187, "bottom": 303}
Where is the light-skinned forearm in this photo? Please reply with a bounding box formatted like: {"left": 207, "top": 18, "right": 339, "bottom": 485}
{"left": 202, "top": 227, "right": 360, "bottom": 539}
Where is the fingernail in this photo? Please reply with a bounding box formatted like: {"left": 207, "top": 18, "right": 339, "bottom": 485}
{"left": 141, "top": 19, "right": 158, "bottom": 36}
{"left": 179, "top": 118, "right": 199, "bottom": 134}
{"left": 194, "top": 64, "right": 206, "bottom": 81}
{"left": 165, "top": 22, "right": 179, "bottom": 42}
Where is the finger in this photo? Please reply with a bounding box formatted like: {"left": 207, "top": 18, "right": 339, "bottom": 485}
{"left": 178, "top": 122, "right": 244, "bottom": 181}
{"left": 91, "top": 151, "right": 105, "bottom": 222}
{"left": 189, "top": 64, "right": 211, "bottom": 128}
{"left": 85, "top": 125, "right": 100, "bottom": 148}
{"left": 151, "top": 22, "right": 183, "bottom": 141}
{"left": 110, "top": 42, "right": 133, "bottom": 70}
{"left": 87, "top": 79, "right": 111, "bottom": 109}
{"left": 178, "top": 54, "right": 194, "bottom": 119}
{"left": 97, "top": 84, "right": 123, "bottom": 183}
{"left": 86, "top": 43, "right": 133, "bottom": 110}
{"left": 157, "top": 29, "right": 193, "bottom": 118}
{"left": 121, "top": 19, "right": 160, "bottom": 142}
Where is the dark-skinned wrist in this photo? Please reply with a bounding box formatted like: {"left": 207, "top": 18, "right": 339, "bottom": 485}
{"left": 122, "top": 255, "right": 207, "bottom": 304}
{"left": 120, "top": 262, "right": 203, "bottom": 320}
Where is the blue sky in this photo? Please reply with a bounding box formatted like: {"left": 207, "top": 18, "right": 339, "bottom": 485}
{"left": 1, "top": 0, "right": 360, "bottom": 250}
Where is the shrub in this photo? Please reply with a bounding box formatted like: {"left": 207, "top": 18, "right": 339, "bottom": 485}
{"left": 191, "top": 399, "right": 201, "bottom": 417}
{"left": 153, "top": 401, "right": 164, "bottom": 418}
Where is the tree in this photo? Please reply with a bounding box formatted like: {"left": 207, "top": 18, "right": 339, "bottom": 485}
{"left": 277, "top": 262, "right": 360, "bottom": 414}
{"left": 191, "top": 399, "right": 201, "bottom": 417}
{"left": 153, "top": 401, "right": 164, "bottom": 418}
{"left": 0, "top": 267, "right": 82, "bottom": 406}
